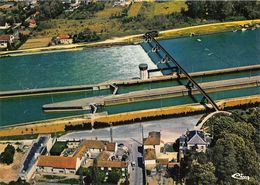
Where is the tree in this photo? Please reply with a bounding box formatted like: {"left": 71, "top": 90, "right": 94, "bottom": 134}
{"left": 0, "top": 144, "right": 15, "bottom": 165}
{"left": 212, "top": 136, "right": 238, "bottom": 185}
{"left": 107, "top": 170, "right": 121, "bottom": 184}
{"left": 186, "top": 161, "right": 217, "bottom": 185}
{"left": 185, "top": 1, "right": 207, "bottom": 19}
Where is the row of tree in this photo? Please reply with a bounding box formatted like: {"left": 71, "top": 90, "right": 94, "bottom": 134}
{"left": 185, "top": 0, "right": 260, "bottom": 21}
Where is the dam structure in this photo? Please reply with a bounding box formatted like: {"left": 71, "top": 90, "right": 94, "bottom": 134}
{"left": 0, "top": 29, "right": 259, "bottom": 128}
{"left": 41, "top": 32, "right": 259, "bottom": 118}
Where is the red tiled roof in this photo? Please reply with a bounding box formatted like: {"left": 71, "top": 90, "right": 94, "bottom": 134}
{"left": 167, "top": 162, "right": 180, "bottom": 168}
{"left": 29, "top": 19, "right": 36, "bottom": 24}
{"left": 59, "top": 34, "right": 70, "bottom": 40}
{"left": 0, "top": 35, "right": 10, "bottom": 41}
{"left": 144, "top": 132, "right": 161, "bottom": 145}
{"left": 73, "top": 140, "right": 105, "bottom": 158}
{"left": 96, "top": 160, "right": 128, "bottom": 168}
{"left": 37, "top": 156, "right": 77, "bottom": 169}
{"left": 106, "top": 143, "right": 116, "bottom": 152}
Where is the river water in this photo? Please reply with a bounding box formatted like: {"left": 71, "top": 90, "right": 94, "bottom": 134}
{"left": 0, "top": 29, "right": 259, "bottom": 126}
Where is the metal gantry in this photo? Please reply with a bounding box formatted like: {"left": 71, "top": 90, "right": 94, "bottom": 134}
{"left": 144, "top": 32, "right": 220, "bottom": 111}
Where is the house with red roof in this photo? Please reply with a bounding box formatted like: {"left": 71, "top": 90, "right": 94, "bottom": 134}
{"left": 37, "top": 156, "right": 81, "bottom": 174}
{"left": 58, "top": 34, "right": 73, "bottom": 45}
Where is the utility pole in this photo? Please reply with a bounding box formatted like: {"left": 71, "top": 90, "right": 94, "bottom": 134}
{"left": 110, "top": 123, "right": 113, "bottom": 143}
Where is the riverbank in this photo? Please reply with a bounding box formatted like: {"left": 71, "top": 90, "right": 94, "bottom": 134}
{"left": 0, "top": 95, "right": 259, "bottom": 137}
{"left": 0, "top": 19, "right": 259, "bottom": 57}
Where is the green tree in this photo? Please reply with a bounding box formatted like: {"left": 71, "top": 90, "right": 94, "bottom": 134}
{"left": 107, "top": 170, "right": 121, "bottom": 184}
{"left": 0, "top": 144, "right": 15, "bottom": 165}
{"left": 186, "top": 161, "right": 217, "bottom": 185}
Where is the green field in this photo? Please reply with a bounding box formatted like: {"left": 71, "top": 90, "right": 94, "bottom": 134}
{"left": 140, "top": 1, "right": 187, "bottom": 17}
{"left": 33, "top": 1, "right": 187, "bottom": 39}
{"left": 128, "top": 2, "right": 143, "bottom": 17}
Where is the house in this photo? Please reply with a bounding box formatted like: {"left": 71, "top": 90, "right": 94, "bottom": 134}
{"left": 73, "top": 139, "right": 106, "bottom": 164}
{"left": 179, "top": 130, "right": 211, "bottom": 155}
{"left": 144, "top": 148, "right": 156, "bottom": 170}
{"left": 144, "top": 131, "right": 178, "bottom": 170}
{"left": 58, "top": 34, "right": 73, "bottom": 45}
{"left": 37, "top": 156, "right": 81, "bottom": 174}
{"left": 96, "top": 151, "right": 128, "bottom": 173}
{"left": 19, "top": 135, "right": 54, "bottom": 182}
{"left": 0, "top": 23, "right": 11, "bottom": 30}
{"left": 0, "top": 34, "right": 14, "bottom": 44}
{"left": 106, "top": 142, "right": 118, "bottom": 153}
{"left": 97, "top": 160, "right": 128, "bottom": 171}
{"left": 28, "top": 19, "right": 37, "bottom": 28}
{"left": 144, "top": 131, "right": 163, "bottom": 156}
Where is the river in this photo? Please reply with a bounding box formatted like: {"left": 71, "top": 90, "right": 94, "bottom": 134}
{"left": 0, "top": 29, "right": 259, "bottom": 126}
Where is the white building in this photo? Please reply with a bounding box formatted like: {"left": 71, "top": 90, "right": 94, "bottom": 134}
{"left": 179, "top": 130, "right": 211, "bottom": 154}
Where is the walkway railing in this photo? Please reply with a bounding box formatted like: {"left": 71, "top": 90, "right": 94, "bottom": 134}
{"left": 143, "top": 32, "right": 220, "bottom": 111}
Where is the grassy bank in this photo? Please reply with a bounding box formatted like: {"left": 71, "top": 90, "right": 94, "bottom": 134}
{"left": 0, "top": 95, "right": 259, "bottom": 138}
{"left": 0, "top": 19, "right": 259, "bottom": 57}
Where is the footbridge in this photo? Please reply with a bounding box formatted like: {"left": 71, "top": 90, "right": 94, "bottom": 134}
{"left": 143, "top": 31, "right": 220, "bottom": 111}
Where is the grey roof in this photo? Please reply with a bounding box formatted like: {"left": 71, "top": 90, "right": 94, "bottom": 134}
{"left": 187, "top": 131, "right": 207, "bottom": 145}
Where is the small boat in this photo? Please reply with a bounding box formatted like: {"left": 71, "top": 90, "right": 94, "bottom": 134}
{"left": 241, "top": 28, "right": 247, "bottom": 32}
{"left": 197, "top": 39, "right": 202, "bottom": 42}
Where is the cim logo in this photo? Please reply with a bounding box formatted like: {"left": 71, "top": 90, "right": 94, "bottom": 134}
{"left": 231, "top": 173, "right": 250, "bottom": 180}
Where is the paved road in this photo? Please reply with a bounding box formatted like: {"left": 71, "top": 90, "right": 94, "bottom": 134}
{"left": 126, "top": 139, "right": 143, "bottom": 185}
{"left": 59, "top": 115, "right": 202, "bottom": 142}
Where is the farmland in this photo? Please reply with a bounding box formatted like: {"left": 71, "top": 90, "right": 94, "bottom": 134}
{"left": 128, "top": 2, "right": 143, "bottom": 17}
{"left": 19, "top": 38, "right": 51, "bottom": 49}
{"left": 140, "top": 1, "right": 187, "bottom": 17}
{"left": 32, "top": 1, "right": 187, "bottom": 39}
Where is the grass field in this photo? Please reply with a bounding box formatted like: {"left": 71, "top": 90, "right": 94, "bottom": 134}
{"left": 32, "top": 1, "right": 187, "bottom": 39}
{"left": 95, "top": 6, "right": 123, "bottom": 18}
{"left": 19, "top": 38, "right": 51, "bottom": 49}
{"left": 33, "top": 18, "right": 124, "bottom": 39}
{"left": 140, "top": 1, "right": 187, "bottom": 17}
{"left": 128, "top": 2, "right": 143, "bottom": 17}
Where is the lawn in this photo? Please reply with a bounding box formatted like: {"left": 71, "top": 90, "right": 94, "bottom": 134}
{"left": 140, "top": 1, "right": 187, "bottom": 17}
{"left": 50, "top": 141, "right": 67, "bottom": 156}
{"left": 128, "top": 2, "right": 143, "bottom": 17}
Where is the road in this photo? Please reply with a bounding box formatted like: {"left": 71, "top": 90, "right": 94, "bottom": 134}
{"left": 59, "top": 115, "right": 201, "bottom": 143}
{"left": 125, "top": 137, "right": 144, "bottom": 185}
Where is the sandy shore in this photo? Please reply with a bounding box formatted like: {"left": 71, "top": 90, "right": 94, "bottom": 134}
{"left": 0, "top": 19, "right": 259, "bottom": 57}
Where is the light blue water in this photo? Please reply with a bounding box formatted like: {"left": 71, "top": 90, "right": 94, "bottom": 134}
{"left": 142, "top": 29, "right": 260, "bottom": 74}
{"left": 0, "top": 45, "right": 157, "bottom": 91}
